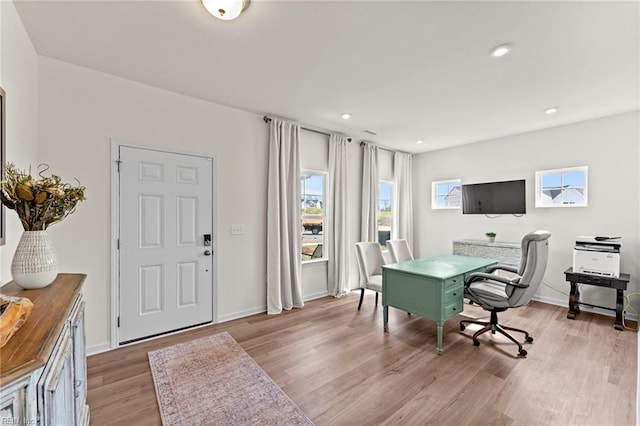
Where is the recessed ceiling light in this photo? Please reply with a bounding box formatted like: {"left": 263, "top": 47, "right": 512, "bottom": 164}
{"left": 341, "top": 113, "right": 351, "bottom": 120}
{"left": 416, "top": 140, "right": 424, "bottom": 144}
{"left": 544, "top": 107, "right": 559, "bottom": 115}
{"left": 489, "top": 43, "right": 512, "bottom": 58}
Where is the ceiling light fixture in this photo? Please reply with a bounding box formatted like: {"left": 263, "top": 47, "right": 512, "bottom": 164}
{"left": 201, "top": 0, "right": 250, "bottom": 21}
{"left": 416, "top": 140, "right": 424, "bottom": 144}
{"left": 341, "top": 113, "right": 351, "bottom": 120}
{"left": 489, "top": 43, "right": 512, "bottom": 58}
{"left": 544, "top": 107, "right": 559, "bottom": 115}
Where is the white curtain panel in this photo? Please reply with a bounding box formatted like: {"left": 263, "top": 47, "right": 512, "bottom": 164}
{"left": 326, "top": 134, "right": 350, "bottom": 297}
{"left": 266, "top": 119, "right": 304, "bottom": 314}
{"left": 360, "top": 143, "right": 379, "bottom": 242}
{"left": 393, "top": 151, "right": 414, "bottom": 250}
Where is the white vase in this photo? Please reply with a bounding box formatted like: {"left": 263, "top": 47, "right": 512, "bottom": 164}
{"left": 11, "top": 231, "right": 59, "bottom": 289}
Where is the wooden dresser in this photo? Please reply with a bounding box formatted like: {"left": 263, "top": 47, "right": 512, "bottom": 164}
{"left": 0, "top": 274, "right": 89, "bottom": 425}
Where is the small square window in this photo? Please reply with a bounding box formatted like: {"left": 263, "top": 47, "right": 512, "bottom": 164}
{"left": 535, "top": 166, "right": 588, "bottom": 208}
{"left": 432, "top": 179, "right": 461, "bottom": 209}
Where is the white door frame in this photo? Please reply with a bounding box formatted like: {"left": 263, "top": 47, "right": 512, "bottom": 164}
{"left": 109, "top": 139, "right": 218, "bottom": 349}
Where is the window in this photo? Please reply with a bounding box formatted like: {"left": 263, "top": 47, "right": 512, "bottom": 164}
{"left": 535, "top": 166, "right": 588, "bottom": 208}
{"left": 432, "top": 179, "right": 461, "bottom": 209}
{"left": 301, "top": 171, "right": 326, "bottom": 261}
{"left": 378, "top": 181, "right": 393, "bottom": 246}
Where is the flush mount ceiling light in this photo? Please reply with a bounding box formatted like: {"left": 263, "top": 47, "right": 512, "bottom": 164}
{"left": 544, "top": 107, "right": 559, "bottom": 114}
{"left": 201, "top": 0, "right": 250, "bottom": 21}
{"left": 416, "top": 139, "right": 424, "bottom": 145}
{"left": 489, "top": 43, "right": 512, "bottom": 58}
{"left": 341, "top": 113, "right": 352, "bottom": 120}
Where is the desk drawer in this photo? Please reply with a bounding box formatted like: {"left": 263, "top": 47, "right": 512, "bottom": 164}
{"left": 444, "top": 285, "right": 463, "bottom": 305}
{"left": 444, "top": 299, "right": 463, "bottom": 318}
{"left": 444, "top": 275, "right": 463, "bottom": 289}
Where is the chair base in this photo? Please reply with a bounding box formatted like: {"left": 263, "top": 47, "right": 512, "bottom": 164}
{"left": 459, "top": 310, "right": 533, "bottom": 357}
{"left": 357, "top": 288, "right": 379, "bottom": 310}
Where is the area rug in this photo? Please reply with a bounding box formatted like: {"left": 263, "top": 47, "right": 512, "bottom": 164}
{"left": 148, "top": 332, "right": 313, "bottom": 425}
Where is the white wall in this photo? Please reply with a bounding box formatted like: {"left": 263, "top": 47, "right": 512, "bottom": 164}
{"left": 414, "top": 111, "right": 640, "bottom": 313}
{"left": 0, "top": 1, "right": 39, "bottom": 282}
{"left": 37, "top": 56, "right": 269, "bottom": 348}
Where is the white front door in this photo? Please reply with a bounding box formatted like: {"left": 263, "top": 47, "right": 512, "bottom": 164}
{"left": 118, "top": 146, "right": 214, "bottom": 344}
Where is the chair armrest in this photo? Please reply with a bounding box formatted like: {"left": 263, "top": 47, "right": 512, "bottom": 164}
{"left": 486, "top": 264, "right": 519, "bottom": 274}
{"left": 465, "top": 272, "right": 529, "bottom": 289}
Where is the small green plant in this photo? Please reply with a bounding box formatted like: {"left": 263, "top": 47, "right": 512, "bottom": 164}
{"left": 485, "top": 232, "right": 496, "bottom": 238}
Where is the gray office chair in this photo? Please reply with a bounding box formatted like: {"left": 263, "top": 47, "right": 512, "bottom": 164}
{"left": 459, "top": 230, "right": 551, "bottom": 357}
{"left": 386, "top": 239, "right": 414, "bottom": 263}
{"left": 354, "top": 242, "right": 386, "bottom": 310}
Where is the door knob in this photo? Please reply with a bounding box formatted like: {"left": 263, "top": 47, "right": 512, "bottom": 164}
{"left": 204, "top": 250, "right": 212, "bottom": 256}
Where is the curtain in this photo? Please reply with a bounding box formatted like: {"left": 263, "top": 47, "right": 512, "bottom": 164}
{"left": 326, "top": 134, "right": 350, "bottom": 297}
{"left": 267, "top": 119, "right": 304, "bottom": 314}
{"left": 360, "top": 143, "right": 379, "bottom": 242}
{"left": 393, "top": 152, "right": 414, "bottom": 250}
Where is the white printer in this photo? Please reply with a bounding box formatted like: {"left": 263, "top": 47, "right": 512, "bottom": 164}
{"left": 573, "top": 236, "right": 621, "bottom": 278}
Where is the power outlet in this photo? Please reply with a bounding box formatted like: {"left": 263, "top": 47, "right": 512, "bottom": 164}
{"left": 230, "top": 224, "right": 245, "bottom": 235}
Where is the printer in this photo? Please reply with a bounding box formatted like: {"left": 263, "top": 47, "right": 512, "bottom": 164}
{"left": 573, "top": 236, "right": 621, "bottom": 278}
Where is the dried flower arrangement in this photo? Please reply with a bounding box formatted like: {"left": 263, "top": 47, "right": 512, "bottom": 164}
{"left": 0, "top": 163, "right": 86, "bottom": 231}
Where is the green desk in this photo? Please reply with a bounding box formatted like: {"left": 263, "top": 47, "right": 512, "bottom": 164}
{"left": 382, "top": 254, "right": 498, "bottom": 354}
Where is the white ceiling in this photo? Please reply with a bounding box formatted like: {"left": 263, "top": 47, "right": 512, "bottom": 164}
{"left": 14, "top": 0, "right": 640, "bottom": 153}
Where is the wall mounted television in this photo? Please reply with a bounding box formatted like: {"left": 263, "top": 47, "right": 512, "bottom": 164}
{"left": 461, "top": 179, "right": 526, "bottom": 215}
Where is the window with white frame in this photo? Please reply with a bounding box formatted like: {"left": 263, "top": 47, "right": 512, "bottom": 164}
{"left": 535, "top": 166, "right": 588, "bottom": 207}
{"left": 432, "top": 179, "right": 461, "bottom": 209}
{"left": 300, "top": 171, "right": 326, "bottom": 261}
{"left": 378, "top": 181, "right": 393, "bottom": 247}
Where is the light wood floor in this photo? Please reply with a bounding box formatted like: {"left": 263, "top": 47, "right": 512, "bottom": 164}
{"left": 87, "top": 292, "right": 637, "bottom": 425}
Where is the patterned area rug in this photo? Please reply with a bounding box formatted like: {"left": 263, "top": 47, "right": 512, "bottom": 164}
{"left": 148, "top": 332, "right": 313, "bottom": 425}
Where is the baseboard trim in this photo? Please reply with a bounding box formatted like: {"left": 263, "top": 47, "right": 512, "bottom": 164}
{"left": 533, "top": 294, "right": 639, "bottom": 321}
{"left": 304, "top": 291, "right": 330, "bottom": 301}
{"left": 87, "top": 342, "right": 112, "bottom": 356}
{"left": 217, "top": 306, "right": 266, "bottom": 323}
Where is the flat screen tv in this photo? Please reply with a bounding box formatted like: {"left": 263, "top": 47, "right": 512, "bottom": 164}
{"left": 461, "top": 179, "right": 526, "bottom": 215}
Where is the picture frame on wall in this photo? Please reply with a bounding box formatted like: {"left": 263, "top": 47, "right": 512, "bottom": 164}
{"left": 0, "top": 86, "right": 5, "bottom": 246}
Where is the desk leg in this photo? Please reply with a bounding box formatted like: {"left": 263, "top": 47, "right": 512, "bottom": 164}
{"left": 614, "top": 289, "right": 624, "bottom": 331}
{"left": 383, "top": 305, "right": 389, "bottom": 332}
{"left": 436, "top": 321, "right": 443, "bottom": 355}
{"left": 567, "top": 281, "right": 580, "bottom": 319}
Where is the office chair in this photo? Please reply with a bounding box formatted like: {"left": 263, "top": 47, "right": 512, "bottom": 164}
{"left": 459, "top": 230, "right": 551, "bottom": 357}
{"left": 354, "top": 242, "right": 386, "bottom": 310}
{"left": 386, "top": 239, "right": 414, "bottom": 263}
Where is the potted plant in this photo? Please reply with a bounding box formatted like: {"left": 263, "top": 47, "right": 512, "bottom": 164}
{"left": 0, "top": 163, "right": 86, "bottom": 289}
{"left": 485, "top": 232, "right": 496, "bottom": 243}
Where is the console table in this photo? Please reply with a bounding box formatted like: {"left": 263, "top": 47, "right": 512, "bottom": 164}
{"left": 564, "top": 267, "right": 630, "bottom": 330}
{"left": 0, "top": 274, "right": 89, "bottom": 425}
{"left": 453, "top": 239, "right": 520, "bottom": 266}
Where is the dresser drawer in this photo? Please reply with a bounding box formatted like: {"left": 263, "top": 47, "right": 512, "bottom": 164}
{"left": 444, "top": 275, "right": 463, "bottom": 289}
{"left": 444, "top": 299, "right": 463, "bottom": 318}
{"left": 444, "top": 285, "right": 463, "bottom": 305}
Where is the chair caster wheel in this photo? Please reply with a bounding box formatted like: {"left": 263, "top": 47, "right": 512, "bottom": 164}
{"left": 473, "top": 340, "right": 480, "bottom": 347}
{"left": 526, "top": 336, "right": 534, "bottom": 343}
{"left": 519, "top": 349, "right": 528, "bottom": 357}
{"left": 460, "top": 324, "right": 466, "bottom": 331}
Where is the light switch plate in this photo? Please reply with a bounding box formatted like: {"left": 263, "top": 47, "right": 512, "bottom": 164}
{"left": 231, "top": 224, "right": 245, "bottom": 235}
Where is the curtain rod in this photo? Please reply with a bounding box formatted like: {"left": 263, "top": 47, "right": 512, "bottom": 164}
{"left": 360, "top": 141, "right": 403, "bottom": 154}
{"left": 263, "top": 116, "right": 351, "bottom": 142}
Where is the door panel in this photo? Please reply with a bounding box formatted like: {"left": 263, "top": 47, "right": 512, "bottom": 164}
{"left": 119, "top": 146, "right": 214, "bottom": 343}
